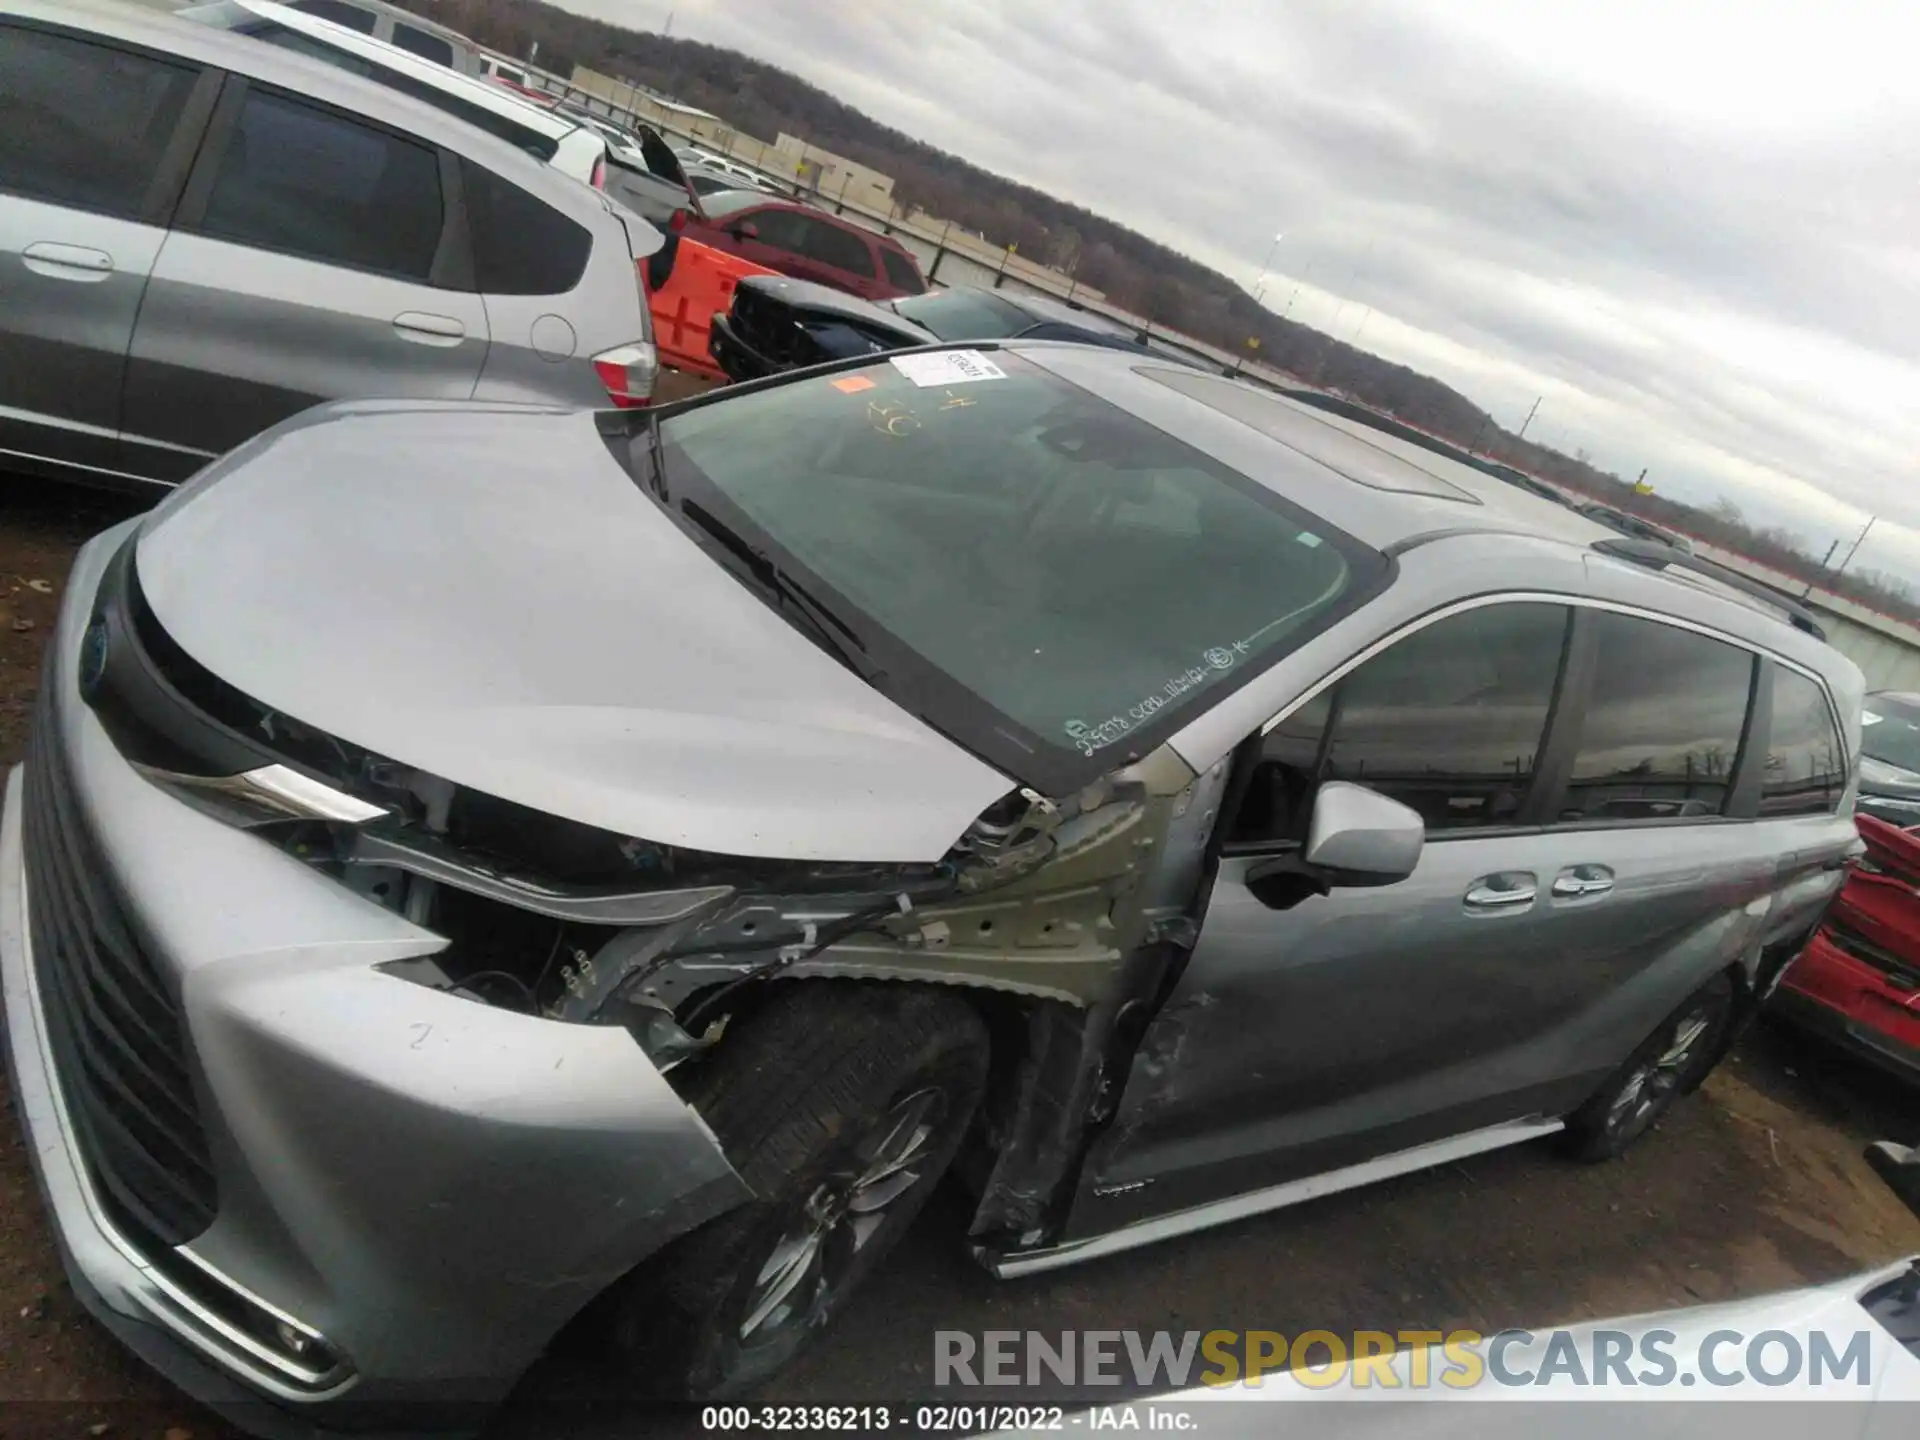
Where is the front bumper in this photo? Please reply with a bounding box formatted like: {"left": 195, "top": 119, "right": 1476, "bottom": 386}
{"left": 1775, "top": 931, "right": 1920, "bottom": 1085}
{"left": 0, "top": 524, "right": 748, "bottom": 1430}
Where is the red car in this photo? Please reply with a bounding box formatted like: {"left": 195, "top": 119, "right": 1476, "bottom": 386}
{"left": 1775, "top": 813, "right": 1920, "bottom": 1084}
{"left": 682, "top": 191, "right": 928, "bottom": 301}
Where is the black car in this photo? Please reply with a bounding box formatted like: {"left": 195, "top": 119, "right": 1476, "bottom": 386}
{"left": 711, "top": 276, "right": 1219, "bottom": 380}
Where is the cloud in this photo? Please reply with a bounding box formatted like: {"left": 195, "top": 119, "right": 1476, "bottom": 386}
{"left": 555, "top": 0, "right": 1920, "bottom": 575}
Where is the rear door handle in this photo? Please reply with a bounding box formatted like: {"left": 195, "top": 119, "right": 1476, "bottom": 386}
{"left": 1551, "top": 864, "right": 1616, "bottom": 899}
{"left": 1465, "top": 873, "right": 1537, "bottom": 912}
{"left": 392, "top": 312, "right": 466, "bottom": 346}
{"left": 21, "top": 242, "right": 114, "bottom": 282}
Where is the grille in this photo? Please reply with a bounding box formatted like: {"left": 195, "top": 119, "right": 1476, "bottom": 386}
{"left": 1826, "top": 917, "right": 1920, "bottom": 991}
{"left": 730, "top": 286, "right": 816, "bottom": 368}
{"left": 22, "top": 696, "right": 217, "bottom": 1250}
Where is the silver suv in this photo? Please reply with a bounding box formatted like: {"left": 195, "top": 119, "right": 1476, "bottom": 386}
{"left": 0, "top": 0, "right": 658, "bottom": 490}
{"left": 2, "top": 343, "right": 1862, "bottom": 1425}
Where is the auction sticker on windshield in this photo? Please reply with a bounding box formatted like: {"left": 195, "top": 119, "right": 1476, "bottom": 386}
{"left": 891, "top": 350, "right": 1006, "bottom": 386}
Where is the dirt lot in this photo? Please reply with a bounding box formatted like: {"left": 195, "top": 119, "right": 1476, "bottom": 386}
{"left": 0, "top": 479, "right": 1914, "bottom": 1438}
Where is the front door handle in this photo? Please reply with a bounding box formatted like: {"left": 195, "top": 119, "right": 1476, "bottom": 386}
{"left": 21, "top": 242, "right": 114, "bottom": 282}
{"left": 1551, "top": 865, "right": 1616, "bottom": 899}
{"left": 392, "top": 312, "right": 467, "bottom": 346}
{"left": 1464, "top": 873, "right": 1537, "bottom": 912}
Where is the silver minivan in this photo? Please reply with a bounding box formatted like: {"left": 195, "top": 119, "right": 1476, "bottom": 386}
{"left": 0, "top": 0, "right": 659, "bottom": 491}
{"left": 2, "top": 341, "right": 1865, "bottom": 1427}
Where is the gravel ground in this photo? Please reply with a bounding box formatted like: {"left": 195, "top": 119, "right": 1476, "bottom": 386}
{"left": 0, "top": 478, "right": 1913, "bottom": 1440}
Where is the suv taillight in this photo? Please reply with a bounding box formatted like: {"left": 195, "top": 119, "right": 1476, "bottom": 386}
{"left": 592, "top": 342, "right": 658, "bottom": 408}
{"left": 591, "top": 154, "right": 606, "bottom": 190}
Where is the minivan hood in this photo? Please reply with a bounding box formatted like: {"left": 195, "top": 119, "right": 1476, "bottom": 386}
{"left": 133, "top": 400, "right": 1016, "bottom": 863}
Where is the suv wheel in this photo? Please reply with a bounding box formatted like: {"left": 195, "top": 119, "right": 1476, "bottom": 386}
{"left": 603, "top": 982, "right": 989, "bottom": 1398}
{"left": 1562, "top": 973, "right": 1734, "bottom": 1161}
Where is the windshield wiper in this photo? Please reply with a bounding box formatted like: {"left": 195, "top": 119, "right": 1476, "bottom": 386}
{"left": 677, "top": 501, "right": 881, "bottom": 682}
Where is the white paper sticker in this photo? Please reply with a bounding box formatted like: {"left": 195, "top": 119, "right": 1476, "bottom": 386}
{"left": 889, "top": 350, "right": 1006, "bottom": 387}
{"left": 1863, "top": 711, "right": 1884, "bottom": 726}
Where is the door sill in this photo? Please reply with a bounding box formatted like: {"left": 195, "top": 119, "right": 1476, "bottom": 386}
{"left": 979, "top": 1115, "right": 1565, "bottom": 1279}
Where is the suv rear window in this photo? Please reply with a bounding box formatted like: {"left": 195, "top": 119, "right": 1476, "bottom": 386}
{"left": 461, "top": 158, "right": 590, "bottom": 295}
{"left": 391, "top": 25, "right": 456, "bottom": 67}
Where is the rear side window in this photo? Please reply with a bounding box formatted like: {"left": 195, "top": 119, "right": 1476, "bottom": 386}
{"left": 802, "top": 218, "right": 877, "bottom": 277}
{"left": 881, "top": 246, "right": 925, "bottom": 294}
{"left": 0, "top": 26, "right": 200, "bottom": 220}
{"left": 1761, "top": 668, "right": 1845, "bottom": 816}
{"left": 291, "top": 0, "right": 377, "bottom": 31}
{"left": 1560, "top": 612, "right": 1755, "bottom": 822}
{"left": 391, "top": 25, "right": 455, "bottom": 66}
{"left": 198, "top": 88, "right": 443, "bottom": 281}
{"left": 461, "top": 159, "right": 590, "bottom": 295}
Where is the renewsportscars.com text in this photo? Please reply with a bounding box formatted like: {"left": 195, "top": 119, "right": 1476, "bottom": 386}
{"left": 934, "top": 1327, "right": 1876, "bottom": 1390}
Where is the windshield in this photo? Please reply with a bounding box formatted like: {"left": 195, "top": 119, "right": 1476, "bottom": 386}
{"left": 652, "top": 351, "right": 1385, "bottom": 792}
{"left": 1862, "top": 695, "right": 1920, "bottom": 773}
{"left": 891, "top": 289, "right": 1028, "bottom": 341}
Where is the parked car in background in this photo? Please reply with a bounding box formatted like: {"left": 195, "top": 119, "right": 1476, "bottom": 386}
{"left": 183, "top": 0, "right": 613, "bottom": 183}
{"left": 3, "top": 341, "right": 1863, "bottom": 1427}
{"left": 686, "top": 189, "right": 927, "bottom": 300}
{"left": 713, "top": 276, "right": 1195, "bottom": 380}
{"left": 1577, "top": 500, "right": 1694, "bottom": 553}
{"left": 275, "top": 0, "right": 480, "bottom": 71}
{"left": 686, "top": 162, "right": 767, "bottom": 197}
{"left": 1774, "top": 813, "right": 1920, "bottom": 1086}
{"left": 677, "top": 145, "right": 769, "bottom": 189}
{"left": 0, "top": 0, "right": 658, "bottom": 490}
{"left": 1855, "top": 690, "right": 1920, "bottom": 824}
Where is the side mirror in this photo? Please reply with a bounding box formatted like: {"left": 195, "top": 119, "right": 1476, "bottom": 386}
{"left": 1303, "top": 781, "right": 1425, "bottom": 886}
{"left": 730, "top": 220, "right": 759, "bottom": 241}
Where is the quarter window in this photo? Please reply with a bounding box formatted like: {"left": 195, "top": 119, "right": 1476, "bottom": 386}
{"left": 461, "top": 159, "right": 590, "bottom": 295}
{"left": 881, "top": 246, "right": 926, "bottom": 294}
{"left": 0, "top": 26, "right": 200, "bottom": 220}
{"left": 1560, "top": 612, "right": 1754, "bottom": 822}
{"left": 291, "top": 0, "right": 377, "bottom": 31}
{"left": 1761, "top": 668, "right": 1844, "bottom": 816}
{"left": 391, "top": 25, "right": 456, "bottom": 66}
{"left": 198, "top": 89, "right": 443, "bottom": 281}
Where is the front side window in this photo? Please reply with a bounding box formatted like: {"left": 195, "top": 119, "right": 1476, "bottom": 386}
{"left": 198, "top": 89, "right": 443, "bottom": 281}
{"left": 1761, "top": 668, "right": 1844, "bottom": 816}
{"left": 1560, "top": 612, "right": 1755, "bottom": 822}
{"left": 654, "top": 352, "right": 1385, "bottom": 793}
{"left": 745, "top": 209, "right": 816, "bottom": 252}
{"left": 1228, "top": 604, "right": 1570, "bottom": 845}
{"left": 0, "top": 26, "right": 200, "bottom": 220}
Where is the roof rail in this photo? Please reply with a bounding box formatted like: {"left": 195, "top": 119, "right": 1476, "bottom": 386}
{"left": 1590, "top": 537, "right": 1827, "bottom": 641}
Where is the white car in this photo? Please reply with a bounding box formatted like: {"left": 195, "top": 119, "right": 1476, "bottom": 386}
{"left": 183, "top": 0, "right": 610, "bottom": 185}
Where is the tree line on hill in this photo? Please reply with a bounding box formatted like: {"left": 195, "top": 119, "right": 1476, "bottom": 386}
{"left": 396, "top": 0, "right": 1918, "bottom": 625}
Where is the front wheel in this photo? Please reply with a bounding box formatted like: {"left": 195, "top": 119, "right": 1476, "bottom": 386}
{"left": 603, "top": 982, "right": 989, "bottom": 1398}
{"left": 1562, "top": 973, "right": 1734, "bottom": 1161}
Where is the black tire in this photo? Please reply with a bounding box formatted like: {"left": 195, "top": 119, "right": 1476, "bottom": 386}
{"left": 1562, "top": 972, "right": 1734, "bottom": 1162}
{"left": 604, "top": 982, "right": 989, "bottom": 1399}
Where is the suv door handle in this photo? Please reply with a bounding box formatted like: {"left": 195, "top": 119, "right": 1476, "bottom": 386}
{"left": 1551, "top": 865, "right": 1615, "bottom": 899}
{"left": 22, "top": 242, "right": 114, "bottom": 282}
{"left": 393, "top": 312, "right": 466, "bottom": 346}
{"left": 1464, "top": 874, "right": 1537, "bottom": 912}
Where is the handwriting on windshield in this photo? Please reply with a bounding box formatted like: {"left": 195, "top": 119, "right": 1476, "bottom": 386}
{"left": 1063, "top": 642, "right": 1259, "bottom": 756}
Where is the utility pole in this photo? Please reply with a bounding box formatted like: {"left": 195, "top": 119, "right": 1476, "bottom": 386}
{"left": 1835, "top": 515, "right": 1877, "bottom": 579}
{"left": 1517, "top": 395, "right": 1542, "bottom": 440}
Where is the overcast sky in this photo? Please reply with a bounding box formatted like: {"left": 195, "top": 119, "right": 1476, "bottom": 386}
{"left": 558, "top": 0, "right": 1920, "bottom": 580}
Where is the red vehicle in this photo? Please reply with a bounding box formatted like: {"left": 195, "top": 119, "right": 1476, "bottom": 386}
{"left": 682, "top": 191, "right": 928, "bottom": 301}
{"left": 1775, "top": 813, "right": 1920, "bottom": 1084}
